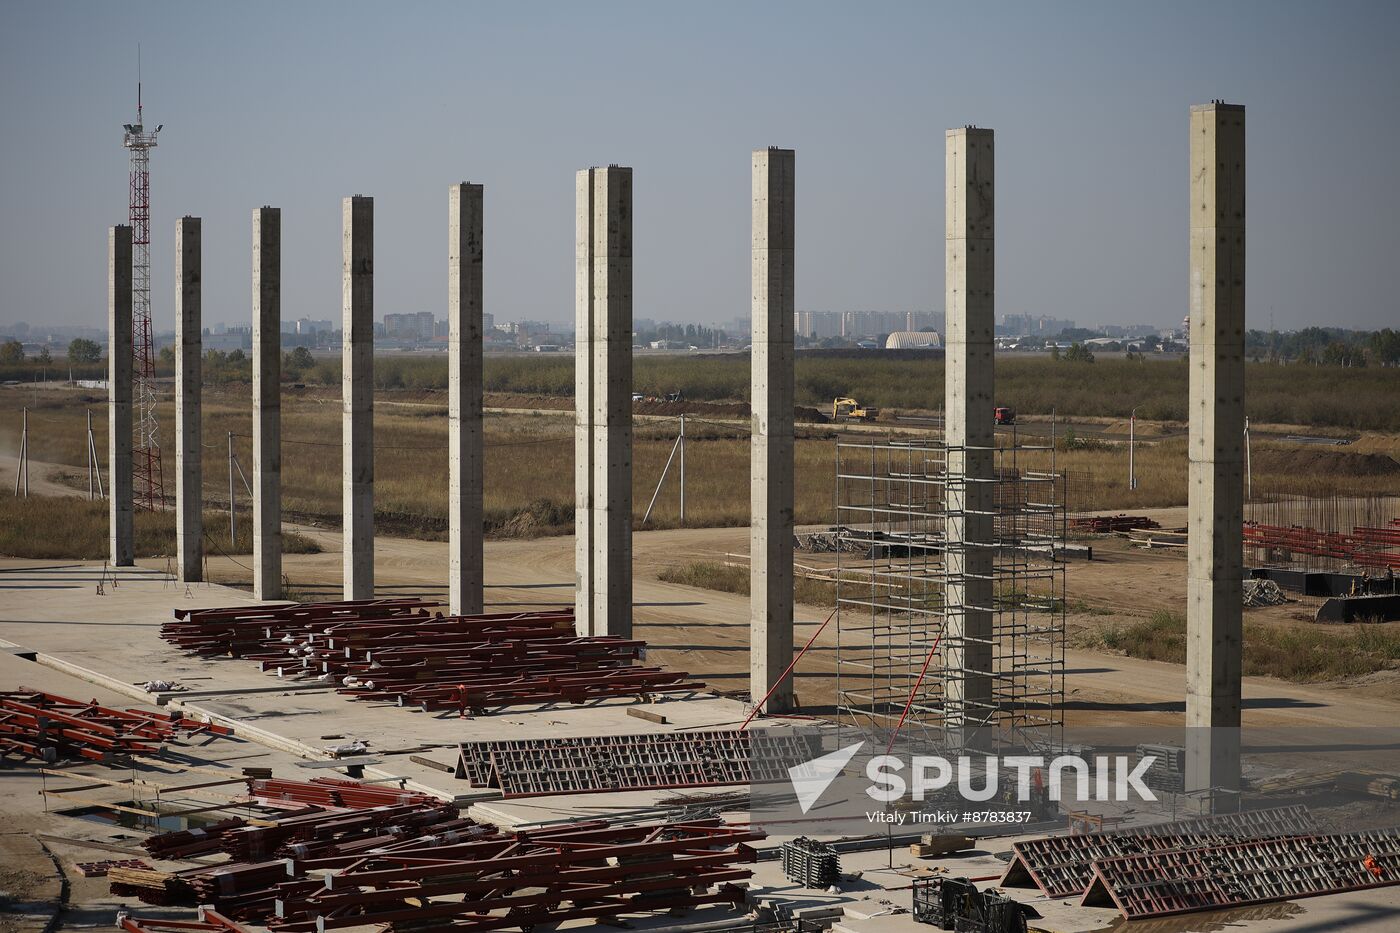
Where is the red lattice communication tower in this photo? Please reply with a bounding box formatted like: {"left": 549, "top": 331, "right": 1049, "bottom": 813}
{"left": 122, "top": 83, "right": 164, "bottom": 511}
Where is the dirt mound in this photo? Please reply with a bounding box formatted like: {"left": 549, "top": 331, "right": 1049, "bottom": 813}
{"left": 1253, "top": 447, "right": 1400, "bottom": 477}
{"left": 1104, "top": 419, "right": 1173, "bottom": 437}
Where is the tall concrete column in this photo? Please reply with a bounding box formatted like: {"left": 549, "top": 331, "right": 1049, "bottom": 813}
{"left": 342, "top": 195, "right": 374, "bottom": 600}
{"left": 448, "top": 184, "right": 484, "bottom": 616}
{"left": 253, "top": 207, "right": 282, "bottom": 600}
{"left": 944, "top": 127, "right": 995, "bottom": 740}
{"left": 175, "top": 217, "right": 202, "bottom": 582}
{"left": 750, "top": 147, "right": 795, "bottom": 714}
{"left": 573, "top": 166, "right": 632, "bottom": 637}
{"left": 1186, "top": 102, "right": 1246, "bottom": 798}
{"left": 108, "top": 226, "right": 134, "bottom": 567}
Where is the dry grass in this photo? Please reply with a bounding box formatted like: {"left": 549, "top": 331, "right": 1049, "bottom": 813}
{"left": 657, "top": 559, "right": 840, "bottom": 606}
{"left": 1076, "top": 610, "right": 1400, "bottom": 682}
{"left": 0, "top": 496, "right": 319, "bottom": 561}
{"left": 3, "top": 383, "right": 1395, "bottom": 540}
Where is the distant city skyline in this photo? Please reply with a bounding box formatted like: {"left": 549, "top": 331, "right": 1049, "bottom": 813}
{"left": 2, "top": 1, "right": 1398, "bottom": 336}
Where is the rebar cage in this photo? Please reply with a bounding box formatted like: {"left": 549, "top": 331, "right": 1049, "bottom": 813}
{"left": 834, "top": 430, "right": 1066, "bottom": 755}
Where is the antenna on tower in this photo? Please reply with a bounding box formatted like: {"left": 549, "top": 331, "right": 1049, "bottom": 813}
{"left": 122, "top": 48, "right": 165, "bottom": 511}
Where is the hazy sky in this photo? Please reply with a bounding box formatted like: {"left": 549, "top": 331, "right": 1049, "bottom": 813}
{"left": 2, "top": 1, "right": 1398, "bottom": 335}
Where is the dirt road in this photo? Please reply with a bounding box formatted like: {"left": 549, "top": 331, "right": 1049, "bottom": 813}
{"left": 0, "top": 456, "right": 89, "bottom": 498}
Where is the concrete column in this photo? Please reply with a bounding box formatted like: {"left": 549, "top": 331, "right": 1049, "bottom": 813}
{"left": 750, "top": 147, "right": 795, "bottom": 714}
{"left": 108, "top": 226, "right": 134, "bottom": 567}
{"left": 342, "top": 195, "right": 374, "bottom": 600}
{"left": 175, "top": 217, "right": 202, "bottom": 582}
{"left": 253, "top": 207, "right": 282, "bottom": 600}
{"left": 573, "top": 166, "right": 633, "bottom": 637}
{"left": 448, "top": 184, "right": 484, "bottom": 616}
{"left": 944, "top": 127, "right": 995, "bottom": 740}
{"left": 574, "top": 170, "right": 595, "bottom": 632}
{"left": 1186, "top": 102, "right": 1246, "bottom": 798}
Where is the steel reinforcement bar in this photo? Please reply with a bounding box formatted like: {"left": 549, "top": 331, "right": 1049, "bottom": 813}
{"left": 456, "top": 729, "right": 823, "bottom": 797}
{"left": 999, "top": 805, "right": 1317, "bottom": 898}
{"left": 1081, "top": 828, "right": 1400, "bottom": 919}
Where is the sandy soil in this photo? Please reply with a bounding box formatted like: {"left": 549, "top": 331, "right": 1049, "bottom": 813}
{"left": 0, "top": 457, "right": 90, "bottom": 498}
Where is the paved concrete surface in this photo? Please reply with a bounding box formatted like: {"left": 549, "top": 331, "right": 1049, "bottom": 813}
{"left": 4, "top": 523, "right": 1400, "bottom": 929}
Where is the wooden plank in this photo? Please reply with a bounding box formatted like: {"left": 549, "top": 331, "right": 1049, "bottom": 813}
{"left": 409, "top": 754, "right": 457, "bottom": 774}
{"left": 294, "top": 756, "right": 381, "bottom": 769}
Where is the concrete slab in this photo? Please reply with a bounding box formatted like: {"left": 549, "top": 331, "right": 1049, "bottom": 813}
{"left": 0, "top": 560, "right": 774, "bottom": 810}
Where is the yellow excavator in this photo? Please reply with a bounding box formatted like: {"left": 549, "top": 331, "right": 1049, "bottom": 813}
{"left": 833, "top": 397, "right": 880, "bottom": 422}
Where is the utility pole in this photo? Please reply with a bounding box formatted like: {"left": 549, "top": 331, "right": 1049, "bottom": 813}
{"left": 228, "top": 431, "right": 236, "bottom": 546}
{"left": 1244, "top": 415, "right": 1252, "bottom": 500}
{"left": 15, "top": 408, "right": 28, "bottom": 498}
{"left": 86, "top": 410, "right": 104, "bottom": 500}
{"left": 1128, "top": 407, "right": 1138, "bottom": 491}
{"left": 678, "top": 413, "right": 686, "bottom": 525}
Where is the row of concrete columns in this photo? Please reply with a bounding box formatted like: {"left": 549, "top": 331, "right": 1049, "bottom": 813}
{"left": 107, "top": 106, "right": 1244, "bottom": 777}
{"left": 106, "top": 192, "right": 486, "bottom": 612}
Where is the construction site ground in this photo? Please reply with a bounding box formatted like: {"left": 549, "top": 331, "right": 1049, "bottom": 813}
{"left": 4, "top": 508, "right": 1400, "bottom": 931}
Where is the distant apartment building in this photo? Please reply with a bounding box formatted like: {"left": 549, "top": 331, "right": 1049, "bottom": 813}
{"left": 1101, "top": 323, "right": 1160, "bottom": 339}
{"left": 795, "top": 310, "right": 941, "bottom": 340}
{"left": 296, "top": 317, "right": 333, "bottom": 335}
{"left": 383, "top": 311, "right": 437, "bottom": 340}
{"left": 1000, "top": 313, "right": 1076, "bottom": 337}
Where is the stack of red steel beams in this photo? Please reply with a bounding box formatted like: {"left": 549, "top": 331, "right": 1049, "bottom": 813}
{"left": 115, "top": 778, "right": 474, "bottom": 917}
{"left": 1070, "top": 515, "right": 1160, "bottom": 534}
{"left": 118, "top": 908, "right": 251, "bottom": 933}
{"left": 269, "top": 818, "right": 763, "bottom": 933}
{"left": 110, "top": 777, "right": 761, "bottom": 932}
{"left": 160, "top": 604, "right": 704, "bottom": 714}
{"left": 248, "top": 776, "right": 439, "bottom": 809}
{"left": 140, "top": 819, "right": 249, "bottom": 859}
{"left": 77, "top": 858, "right": 152, "bottom": 878}
{"left": 1245, "top": 522, "right": 1400, "bottom": 570}
{"left": 0, "top": 688, "right": 232, "bottom": 763}
{"left": 161, "top": 598, "right": 439, "bottom": 657}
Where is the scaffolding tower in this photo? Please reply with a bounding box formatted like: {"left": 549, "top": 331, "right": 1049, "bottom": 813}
{"left": 834, "top": 428, "right": 1066, "bottom": 754}
{"left": 122, "top": 84, "right": 164, "bottom": 511}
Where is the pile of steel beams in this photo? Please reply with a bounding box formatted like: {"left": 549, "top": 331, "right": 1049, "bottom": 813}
{"left": 110, "top": 776, "right": 762, "bottom": 932}
{"left": 1069, "top": 514, "right": 1158, "bottom": 534}
{"left": 455, "top": 729, "right": 821, "bottom": 797}
{"left": 160, "top": 598, "right": 440, "bottom": 656}
{"left": 1081, "top": 828, "right": 1400, "bottom": 919}
{"left": 160, "top": 603, "right": 703, "bottom": 714}
{"left": 0, "top": 688, "right": 232, "bottom": 763}
{"left": 1245, "top": 520, "right": 1400, "bottom": 570}
{"left": 118, "top": 908, "right": 251, "bottom": 933}
{"left": 114, "top": 778, "right": 476, "bottom": 916}
{"left": 247, "top": 776, "right": 438, "bottom": 809}
{"left": 268, "top": 818, "right": 762, "bottom": 933}
{"left": 999, "top": 806, "right": 1316, "bottom": 899}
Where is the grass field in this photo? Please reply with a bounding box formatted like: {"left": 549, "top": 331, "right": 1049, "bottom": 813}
{"left": 5, "top": 375, "right": 1394, "bottom": 537}
{"left": 658, "top": 560, "right": 841, "bottom": 606}
{"left": 0, "top": 496, "right": 319, "bottom": 561}
{"left": 297, "top": 354, "right": 1400, "bottom": 432}
{"left": 1075, "top": 610, "right": 1400, "bottom": 682}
